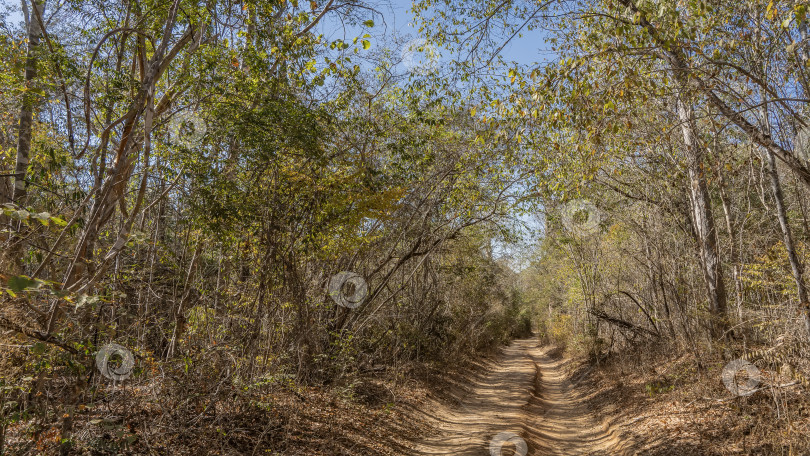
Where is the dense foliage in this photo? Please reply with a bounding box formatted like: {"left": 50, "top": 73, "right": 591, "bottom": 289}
{"left": 416, "top": 0, "right": 810, "bottom": 450}
{"left": 3, "top": 0, "right": 810, "bottom": 453}
{"left": 0, "top": 0, "right": 530, "bottom": 453}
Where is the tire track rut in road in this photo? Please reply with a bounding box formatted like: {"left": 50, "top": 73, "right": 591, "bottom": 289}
{"left": 413, "top": 338, "right": 629, "bottom": 455}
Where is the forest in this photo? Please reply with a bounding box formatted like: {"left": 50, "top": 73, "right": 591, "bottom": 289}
{"left": 0, "top": 0, "right": 809, "bottom": 454}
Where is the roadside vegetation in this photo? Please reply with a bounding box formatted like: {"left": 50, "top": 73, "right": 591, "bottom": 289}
{"left": 2, "top": 0, "right": 810, "bottom": 454}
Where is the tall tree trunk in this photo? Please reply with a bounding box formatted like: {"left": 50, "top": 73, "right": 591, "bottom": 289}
{"left": 63, "top": 1, "right": 193, "bottom": 290}
{"left": 718, "top": 173, "right": 743, "bottom": 323}
{"left": 763, "top": 150, "right": 810, "bottom": 336}
{"left": 676, "top": 96, "right": 729, "bottom": 338}
{"left": 797, "top": 18, "right": 810, "bottom": 98}
{"left": 616, "top": 0, "right": 729, "bottom": 337}
{"left": 760, "top": 99, "right": 810, "bottom": 338}
{"left": 4, "top": 0, "right": 45, "bottom": 272}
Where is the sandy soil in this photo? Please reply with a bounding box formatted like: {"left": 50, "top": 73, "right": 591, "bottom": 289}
{"left": 412, "top": 338, "right": 630, "bottom": 455}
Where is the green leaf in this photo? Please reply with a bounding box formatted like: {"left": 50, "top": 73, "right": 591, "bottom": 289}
{"left": 31, "top": 342, "right": 46, "bottom": 355}
{"left": 34, "top": 212, "right": 51, "bottom": 225}
{"left": 363, "top": 19, "right": 374, "bottom": 27}
{"left": 362, "top": 40, "right": 371, "bottom": 50}
{"left": 7, "top": 276, "right": 38, "bottom": 293}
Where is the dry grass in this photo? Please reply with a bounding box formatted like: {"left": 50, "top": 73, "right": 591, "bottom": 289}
{"left": 583, "top": 341, "right": 810, "bottom": 455}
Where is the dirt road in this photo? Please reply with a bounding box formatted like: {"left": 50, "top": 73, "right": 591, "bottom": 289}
{"left": 413, "top": 338, "right": 628, "bottom": 455}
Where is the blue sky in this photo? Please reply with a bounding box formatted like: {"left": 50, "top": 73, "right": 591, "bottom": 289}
{"left": 0, "top": 0, "right": 546, "bottom": 67}
{"left": 316, "top": 0, "right": 548, "bottom": 72}
{"left": 384, "top": 0, "right": 548, "bottom": 64}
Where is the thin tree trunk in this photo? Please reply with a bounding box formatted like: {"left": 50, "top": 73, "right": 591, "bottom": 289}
{"left": 797, "top": 18, "right": 810, "bottom": 97}
{"left": 760, "top": 98, "right": 810, "bottom": 338}
{"left": 792, "top": 174, "right": 810, "bottom": 240}
{"left": 616, "top": 0, "right": 729, "bottom": 337}
{"left": 64, "top": 1, "right": 192, "bottom": 289}
{"left": 12, "top": 0, "right": 44, "bottom": 204}
{"left": 622, "top": 0, "right": 810, "bottom": 189}
{"left": 718, "top": 174, "right": 743, "bottom": 323}
{"left": 763, "top": 150, "right": 810, "bottom": 335}
{"left": 676, "top": 96, "right": 729, "bottom": 338}
{"left": 5, "top": 0, "right": 45, "bottom": 272}
{"left": 167, "top": 243, "right": 202, "bottom": 358}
